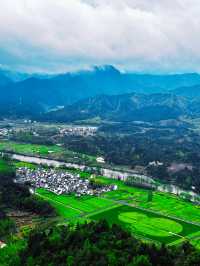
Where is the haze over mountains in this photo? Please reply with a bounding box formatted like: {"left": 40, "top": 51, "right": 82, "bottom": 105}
{"left": 1, "top": 65, "right": 200, "bottom": 121}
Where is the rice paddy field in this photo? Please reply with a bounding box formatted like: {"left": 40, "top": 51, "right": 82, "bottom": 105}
{"left": 36, "top": 188, "right": 118, "bottom": 220}
{"left": 90, "top": 205, "right": 200, "bottom": 245}
{"left": 96, "top": 176, "right": 200, "bottom": 224}
{"left": 15, "top": 162, "right": 200, "bottom": 247}
{"left": 36, "top": 182, "right": 200, "bottom": 246}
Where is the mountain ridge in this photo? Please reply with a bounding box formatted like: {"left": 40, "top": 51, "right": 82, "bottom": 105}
{"left": 1, "top": 65, "right": 200, "bottom": 118}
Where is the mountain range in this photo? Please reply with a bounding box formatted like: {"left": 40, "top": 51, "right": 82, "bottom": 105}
{"left": 44, "top": 92, "right": 191, "bottom": 122}
{"left": 1, "top": 65, "right": 200, "bottom": 120}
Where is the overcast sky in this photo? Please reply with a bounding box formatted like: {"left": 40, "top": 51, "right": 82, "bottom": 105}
{"left": 0, "top": 0, "right": 200, "bottom": 73}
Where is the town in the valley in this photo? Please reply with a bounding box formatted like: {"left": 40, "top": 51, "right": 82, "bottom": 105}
{"left": 16, "top": 167, "right": 117, "bottom": 196}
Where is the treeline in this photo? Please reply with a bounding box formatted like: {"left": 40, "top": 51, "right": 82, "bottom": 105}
{"left": 0, "top": 209, "right": 15, "bottom": 239}
{"left": 18, "top": 220, "right": 200, "bottom": 266}
{"left": 61, "top": 127, "right": 200, "bottom": 192}
{"left": 1, "top": 183, "right": 56, "bottom": 216}
{"left": 0, "top": 158, "right": 56, "bottom": 217}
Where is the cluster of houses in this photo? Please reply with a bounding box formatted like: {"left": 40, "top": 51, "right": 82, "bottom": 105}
{"left": 59, "top": 126, "right": 97, "bottom": 137}
{"left": 16, "top": 167, "right": 116, "bottom": 196}
{"left": 0, "top": 128, "right": 9, "bottom": 137}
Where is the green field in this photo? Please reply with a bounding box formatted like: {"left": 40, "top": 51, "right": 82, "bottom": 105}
{"left": 94, "top": 176, "right": 200, "bottom": 224}
{"left": 90, "top": 205, "right": 200, "bottom": 245}
{"left": 0, "top": 159, "right": 10, "bottom": 173}
{"left": 14, "top": 161, "right": 38, "bottom": 169}
{"left": 14, "top": 162, "right": 200, "bottom": 246}
{"left": 36, "top": 185, "right": 200, "bottom": 246}
{"left": 0, "top": 141, "right": 63, "bottom": 156}
{"left": 0, "top": 140, "right": 96, "bottom": 164}
{"left": 0, "top": 159, "right": 14, "bottom": 175}
{"left": 36, "top": 188, "right": 117, "bottom": 220}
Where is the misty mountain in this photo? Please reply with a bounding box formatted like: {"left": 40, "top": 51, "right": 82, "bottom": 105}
{"left": 1, "top": 65, "right": 200, "bottom": 118}
{"left": 173, "top": 85, "right": 200, "bottom": 99}
{"left": 45, "top": 93, "right": 189, "bottom": 123}
{"left": 0, "top": 72, "right": 12, "bottom": 86}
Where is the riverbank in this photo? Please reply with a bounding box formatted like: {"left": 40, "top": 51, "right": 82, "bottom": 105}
{"left": 6, "top": 152, "right": 199, "bottom": 204}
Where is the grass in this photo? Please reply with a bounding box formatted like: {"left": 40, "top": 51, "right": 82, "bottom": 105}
{"left": 0, "top": 159, "right": 10, "bottom": 173}
{"left": 14, "top": 161, "right": 37, "bottom": 169}
{"left": 11, "top": 161, "right": 200, "bottom": 246}
{"left": 36, "top": 188, "right": 116, "bottom": 218}
{"left": 0, "top": 140, "right": 97, "bottom": 164}
{"left": 0, "top": 159, "right": 14, "bottom": 176}
{"left": 36, "top": 189, "right": 82, "bottom": 219}
{"left": 36, "top": 184, "right": 200, "bottom": 246}
{"left": 95, "top": 176, "right": 200, "bottom": 224}
{"left": 136, "top": 192, "right": 200, "bottom": 224}
{"left": 90, "top": 205, "right": 200, "bottom": 245}
{"left": 0, "top": 141, "right": 63, "bottom": 156}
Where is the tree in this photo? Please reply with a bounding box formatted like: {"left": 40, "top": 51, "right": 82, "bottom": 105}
{"left": 132, "top": 255, "right": 152, "bottom": 266}
{"left": 147, "top": 190, "right": 153, "bottom": 202}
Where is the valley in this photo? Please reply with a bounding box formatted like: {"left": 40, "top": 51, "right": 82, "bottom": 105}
{"left": 1, "top": 67, "right": 200, "bottom": 265}
{"left": 1, "top": 151, "right": 200, "bottom": 248}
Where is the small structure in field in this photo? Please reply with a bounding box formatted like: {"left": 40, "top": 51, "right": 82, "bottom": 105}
{"left": 96, "top": 157, "right": 105, "bottom": 164}
{"left": 0, "top": 240, "right": 7, "bottom": 249}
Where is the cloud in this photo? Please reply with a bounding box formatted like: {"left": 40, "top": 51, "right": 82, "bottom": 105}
{"left": 0, "top": 0, "right": 200, "bottom": 73}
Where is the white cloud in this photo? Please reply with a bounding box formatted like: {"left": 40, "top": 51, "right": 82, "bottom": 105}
{"left": 0, "top": 0, "right": 200, "bottom": 73}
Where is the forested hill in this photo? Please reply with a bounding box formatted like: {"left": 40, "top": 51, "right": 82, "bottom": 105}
{"left": 19, "top": 220, "right": 200, "bottom": 266}
{"left": 1, "top": 66, "right": 200, "bottom": 118}
{"left": 45, "top": 92, "right": 190, "bottom": 122}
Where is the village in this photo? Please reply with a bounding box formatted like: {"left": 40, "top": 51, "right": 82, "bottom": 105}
{"left": 16, "top": 167, "right": 117, "bottom": 197}
{"left": 59, "top": 125, "right": 98, "bottom": 137}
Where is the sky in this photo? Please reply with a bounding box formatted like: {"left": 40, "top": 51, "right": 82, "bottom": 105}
{"left": 0, "top": 0, "right": 200, "bottom": 73}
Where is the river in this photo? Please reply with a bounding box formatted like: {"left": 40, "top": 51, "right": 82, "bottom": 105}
{"left": 10, "top": 153, "right": 199, "bottom": 203}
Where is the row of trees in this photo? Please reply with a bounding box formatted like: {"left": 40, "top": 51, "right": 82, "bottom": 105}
{"left": 18, "top": 220, "right": 200, "bottom": 266}
{"left": 0, "top": 209, "right": 15, "bottom": 239}
{"left": 0, "top": 158, "right": 56, "bottom": 216}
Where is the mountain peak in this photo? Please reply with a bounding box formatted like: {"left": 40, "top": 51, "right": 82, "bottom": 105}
{"left": 93, "top": 65, "right": 121, "bottom": 75}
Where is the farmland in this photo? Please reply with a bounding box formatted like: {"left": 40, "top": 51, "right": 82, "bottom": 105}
{"left": 90, "top": 205, "right": 200, "bottom": 245}
{"left": 0, "top": 141, "right": 63, "bottom": 156}
{"left": 13, "top": 162, "right": 200, "bottom": 247}
{"left": 36, "top": 188, "right": 118, "bottom": 220}
{"left": 0, "top": 140, "right": 96, "bottom": 165}
{"left": 35, "top": 176, "right": 200, "bottom": 247}
{"left": 0, "top": 159, "right": 14, "bottom": 175}
{"left": 0, "top": 159, "right": 10, "bottom": 173}
{"left": 95, "top": 176, "right": 200, "bottom": 224}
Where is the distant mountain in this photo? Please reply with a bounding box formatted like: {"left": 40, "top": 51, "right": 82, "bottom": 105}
{"left": 0, "top": 67, "right": 56, "bottom": 82}
{"left": 45, "top": 93, "right": 189, "bottom": 122}
{"left": 173, "top": 84, "right": 200, "bottom": 99}
{"left": 126, "top": 72, "right": 200, "bottom": 92}
{"left": 0, "top": 72, "right": 12, "bottom": 86}
{"left": 0, "top": 68, "right": 29, "bottom": 82}
{"left": 1, "top": 65, "right": 200, "bottom": 118}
